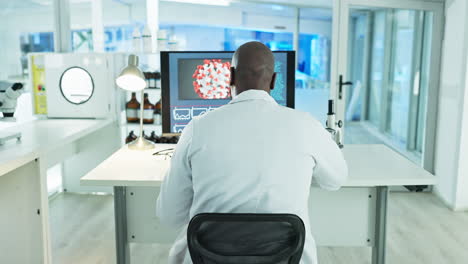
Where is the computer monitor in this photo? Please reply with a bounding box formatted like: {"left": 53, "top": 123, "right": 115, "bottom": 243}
{"left": 161, "top": 51, "right": 295, "bottom": 133}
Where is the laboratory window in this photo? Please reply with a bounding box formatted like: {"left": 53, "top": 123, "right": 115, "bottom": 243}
{"left": 345, "top": 8, "right": 434, "bottom": 164}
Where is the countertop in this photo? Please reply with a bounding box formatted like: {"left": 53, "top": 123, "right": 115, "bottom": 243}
{"left": 81, "top": 144, "right": 436, "bottom": 188}
{"left": 0, "top": 118, "right": 115, "bottom": 176}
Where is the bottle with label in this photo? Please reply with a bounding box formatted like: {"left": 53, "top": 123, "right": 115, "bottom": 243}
{"left": 168, "top": 36, "right": 179, "bottom": 51}
{"left": 143, "top": 93, "right": 155, "bottom": 124}
{"left": 142, "top": 25, "right": 153, "bottom": 53}
{"left": 154, "top": 99, "right": 162, "bottom": 125}
{"left": 157, "top": 30, "right": 168, "bottom": 51}
{"left": 146, "top": 72, "right": 155, "bottom": 89}
{"left": 150, "top": 72, "right": 157, "bottom": 89}
{"left": 126, "top": 92, "right": 140, "bottom": 123}
{"left": 154, "top": 71, "right": 161, "bottom": 89}
{"left": 132, "top": 28, "right": 142, "bottom": 53}
{"left": 143, "top": 72, "right": 151, "bottom": 89}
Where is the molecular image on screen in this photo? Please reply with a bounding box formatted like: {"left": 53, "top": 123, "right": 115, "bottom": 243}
{"left": 192, "top": 59, "right": 231, "bottom": 99}
{"left": 271, "top": 61, "right": 286, "bottom": 103}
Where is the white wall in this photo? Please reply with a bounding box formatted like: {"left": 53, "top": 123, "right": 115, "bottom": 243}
{"left": 434, "top": 0, "right": 468, "bottom": 210}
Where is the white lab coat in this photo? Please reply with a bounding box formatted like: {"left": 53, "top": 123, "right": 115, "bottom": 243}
{"left": 156, "top": 89, "right": 348, "bottom": 264}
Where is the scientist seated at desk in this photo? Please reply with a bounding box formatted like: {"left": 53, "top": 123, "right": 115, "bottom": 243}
{"left": 156, "top": 41, "right": 348, "bottom": 264}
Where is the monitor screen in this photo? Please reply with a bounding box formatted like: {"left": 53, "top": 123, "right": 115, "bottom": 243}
{"left": 161, "top": 51, "right": 295, "bottom": 133}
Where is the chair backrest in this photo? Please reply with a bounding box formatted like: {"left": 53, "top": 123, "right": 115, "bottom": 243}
{"left": 187, "top": 213, "right": 305, "bottom": 264}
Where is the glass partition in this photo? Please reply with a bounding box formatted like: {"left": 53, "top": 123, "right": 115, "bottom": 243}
{"left": 295, "top": 7, "right": 332, "bottom": 124}
{"left": 344, "top": 7, "right": 435, "bottom": 164}
{"left": 367, "top": 11, "right": 386, "bottom": 127}
{"left": 0, "top": 1, "right": 55, "bottom": 81}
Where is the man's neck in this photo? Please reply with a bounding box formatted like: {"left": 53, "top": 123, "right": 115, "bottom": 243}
{"left": 235, "top": 88, "right": 270, "bottom": 96}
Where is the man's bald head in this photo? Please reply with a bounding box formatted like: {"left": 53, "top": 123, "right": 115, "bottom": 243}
{"left": 230, "top": 41, "right": 276, "bottom": 96}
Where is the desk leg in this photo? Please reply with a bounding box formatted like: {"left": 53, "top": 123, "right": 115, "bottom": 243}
{"left": 114, "top": 186, "right": 130, "bottom": 264}
{"left": 372, "top": 186, "right": 388, "bottom": 264}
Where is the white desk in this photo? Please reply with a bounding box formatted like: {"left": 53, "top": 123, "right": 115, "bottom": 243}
{"left": 81, "top": 144, "right": 435, "bottom": 264}
{"left": 0, "top": 119, "right": 121, "bottom": 263}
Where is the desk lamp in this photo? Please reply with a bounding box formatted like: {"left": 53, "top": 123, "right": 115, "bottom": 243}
{"left": 116, "top": 54, "right": 155, "bottom": 150}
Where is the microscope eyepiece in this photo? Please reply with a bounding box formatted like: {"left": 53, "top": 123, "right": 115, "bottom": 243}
{"left": 12, "top": 83, "right": 23, "bottom": 91}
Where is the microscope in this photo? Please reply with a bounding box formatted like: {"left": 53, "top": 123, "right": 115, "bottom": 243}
{"left": 325, "top": 99, "right": 344, "bottom": 148}
{"left": 0, "top": 82, "right": 24, "bottom": 120}
{"left": 0, "top": 82, "right": 23, "bottom": 145}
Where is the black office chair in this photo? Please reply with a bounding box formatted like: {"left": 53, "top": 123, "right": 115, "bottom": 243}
{"left": 187, "top": 213, "right": 305, "bottom": 264}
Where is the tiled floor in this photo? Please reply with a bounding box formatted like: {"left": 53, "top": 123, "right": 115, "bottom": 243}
{"left": 49, "top": 192, "right": 468, "bottom": 264}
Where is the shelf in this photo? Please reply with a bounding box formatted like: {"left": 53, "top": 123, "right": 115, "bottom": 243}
{"left": 125, "top": 88, "right": 160, "bottom": 92}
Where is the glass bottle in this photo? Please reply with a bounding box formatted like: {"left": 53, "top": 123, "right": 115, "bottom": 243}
{"left": 126, "top": 92, "right": 140, "bottom": 123}
{"left": 143, "top": 72, "right": 151, "bottom": 89}
{"left": 154, "top": 71, "right": 161, "bottom": 89}
{"left": 154, "top": 99, "right": 162, "bottom": 125}
{"left": 149, "top": 72, "right": 156, "bottom": 89}
{"left": 143, "top": 93, "right": 155, "bottom": 124}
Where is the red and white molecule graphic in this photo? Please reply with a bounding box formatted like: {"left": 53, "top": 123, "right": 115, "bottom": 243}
{"left": 192, "top": 59, "right": 231, "bottom": 99}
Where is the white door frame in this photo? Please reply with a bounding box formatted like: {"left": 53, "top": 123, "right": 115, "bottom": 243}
{"left": 330, "top": 0, "right": 444, "bottom": 173}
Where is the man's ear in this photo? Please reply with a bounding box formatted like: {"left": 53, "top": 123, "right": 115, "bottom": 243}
{"left": 270, "top": 72, "right": 277, "bottom": 91}
{"left": 230, "top": 67, "right": 236, "bottom": 86}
